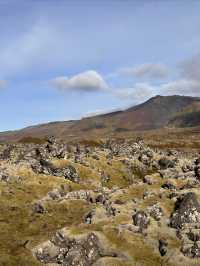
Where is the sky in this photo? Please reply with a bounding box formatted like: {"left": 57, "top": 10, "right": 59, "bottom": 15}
{"left": 0, "top": 0, "right": 200, "bottom": 131}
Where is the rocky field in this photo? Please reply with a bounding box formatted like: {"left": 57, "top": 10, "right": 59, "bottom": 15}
{"left": 1, "top": 137, "right": 200, "bottom": 265}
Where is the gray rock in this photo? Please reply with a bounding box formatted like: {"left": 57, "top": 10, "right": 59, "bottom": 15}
{"left": 31, "top": 159, "right": 80, "bottom": 183}
{"left": 148, "top": 204, "right": 163, "bottom": 221}
{"left": 35, "top": 232, "right": 114, "bottom": 266}
{"left": 32, "top": 202, "right": 45, "bottom": 214}
{"left": 158, "top": 157, "right": 175, "bottom": 170}
{"left": 133, "top": 211, "right": 150, "bottom": 232}
{"left": 159, "top": 239, "right": 168, "bottom": 256}
{"left": 170, "top": 192, "right": 200, "bottom": 229}
{"left": 181, "top": 241, "right": 200, "bottom": 258}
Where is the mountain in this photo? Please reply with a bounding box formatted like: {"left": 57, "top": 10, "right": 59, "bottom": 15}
{"left": 1, "top": 95, "right": 200, "bottom": 142}
{"left": 168, "top": 100, "right": 200, "bottom": 127}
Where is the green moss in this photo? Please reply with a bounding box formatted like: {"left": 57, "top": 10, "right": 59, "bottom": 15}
{"left": 0, "top": 165, "right": 92, "bottom": 265}
{"left": 103, "top": 227, "right": 175, "bottom": 266}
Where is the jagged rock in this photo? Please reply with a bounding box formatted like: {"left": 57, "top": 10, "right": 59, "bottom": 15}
{"left": 0, "top": 172, "right": 10, "bottom": 182}
{"left": 161, "top": 181, "right": 176, "bottom": 190}
{"left": 104, "top": 201, "right": 116, "bottom": 217}
{"left": 106, "top": 153, "right": 113, "bottom": 160}
{"left": 158, "top": 239, "right": 168, "bottom": 256}
{"left": 101, "top": 171, "right": 110, "bottom": 184}
{"left": 92, "top": 154, "right": 100, "bottom": 160}
{"left": 31, "top": 159, "right": 53, "bottom": 174}
{"left": 31, "top": 159, "right": 80, "bottom": 183}
{"left": 181, "top": 241, "right": 200, "bottom": 258}
{"left": 143, "top": 175, "right": 155, "bottom": 185}
{"left": 133, "top": 211, "right": 150, "bottom": 232}
{"left": 159, "top": 168, "right": 184, "bottom": 179}
{"left": 180, "top": 179, "right": 199, "bottom": 190}
{"left": 195, "top": 158, "right": 200, "bottom": 165}
{"left": 194, "top": 165, "right": 200, "bottom": 179}
{"left": 0, "top": 145, "right": 13, "bottom": 160}
{"left": 143, "top": 190, "right": 150, "bottom": 199}
{"left": 170, "top": 192, "right": 200, "bottom": 229}
{"left": 35, "top": 243, "right": 60, "bottom": 263}
{"left": 186, "top": 230, "right": 200, "bottom": 242}
{"left": 64, "top": 190, "right": 91, "bottom": 201}
{"left": 54, "top": 165, "right": 80, "bottom": 183}
{"left": 48, "top": 189, "right": 64, "bottom": 200}
{"left": 0, "top": 166, "right": 21, "bottom": 183}
{"left": 167, "top": 150, "right": 178, "bottom": 156}
{"left": 32, "top": 202, "right": 45, "bottom": 214}
{"left": 47, "top": 136, "right": 57, "bottom": 145}
{"left": 34, "top": 232, "right": 117, "bottom": 266}
{"left": 138, "top": 149, "right": 154, "bottom": 166}
{"left": 138, "top": 154, "right": 150, "bottom": 165}
{"left": 158, "top": 157, "right": 175, "bottom": 170}
{"left": 148, "top": 204, "right": 163, "bottom": 221}
{"left": 95, "top": 193, "right": 107, "bottom": 204}
{"left": 182, "top": 164, "right": 194, "bottom": 173}
{"left": 168, "top": 192, "right": 179, "bottom": 200}
{"left": 84, "top": 211, "right": 94, "bottom": 224}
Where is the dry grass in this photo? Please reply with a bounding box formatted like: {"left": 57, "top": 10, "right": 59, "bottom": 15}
{"left": 0, "top": 166, "right": 92, "bottom": 265}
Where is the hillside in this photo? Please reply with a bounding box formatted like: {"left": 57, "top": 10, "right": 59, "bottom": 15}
{"left": 168, "top": 101, "right": 200, "bottom": 128}
{"left": 0, "top": 95, "right": 200, "bottom": 142}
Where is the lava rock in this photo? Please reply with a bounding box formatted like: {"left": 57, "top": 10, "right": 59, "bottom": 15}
{"left": 36, "top": 232, "right": 106, "bottom": 266}
{"left": 159, "top": 239, "right": 168, "bottom": 256}
{"left": 143, "top": 175, "right": 155, "bottom": 185}
{"left": 161, "top": 181, "right": 176, "bottom": 190}
{"left": 148, "top": 204, "right": 163, "bottom": 221}
{"left": 170, "top": 192, "right": 200, "bottom": 229}
{"left": 158, "top": 157, "right": 175, "bottom": 170}
{"left": 133, "top": 211, "right": 150, "bottom": 232}
{"left": 181, "top": 241, "right": 200, "bottom": 258}
{"left": 32, "top": 202, "right": 45, "bottom": 214}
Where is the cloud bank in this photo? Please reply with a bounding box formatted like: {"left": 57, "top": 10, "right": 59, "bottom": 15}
{"left": 51, "top": 71, "right": 108, "bottom": 92}
{"left": 113, "top": 83, "right": 155, "bottom": 103}
{"left": 118, "top": 63, "right": 169, "bottom": 79}
{"left": 50, "top": 54, "right": 200, "bottom": 106}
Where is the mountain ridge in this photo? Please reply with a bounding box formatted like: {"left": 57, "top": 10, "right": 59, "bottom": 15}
{"left": 1, "top": 95, "right": 200, "bottom": 142}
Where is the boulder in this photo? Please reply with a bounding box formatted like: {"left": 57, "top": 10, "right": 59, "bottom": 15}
{"left": 158, "top": 239, "right": 168, "bottom": 256}
{"left": 158, "top": 157, "right": 175, "bottom": 170}
{"left": 133, "top": 211, "right": 150, "bottom": 232}
{"left": 32, "top": 202, "right": 45, "bottom": 214}
{"left": 148, "top": 204, "right": 163, "bottom": 221}
{"left": 34, "top": 232, "right": 117, "bottom": 266}
{"left": 170, "top": 192, "right": 200, "bottom": 229}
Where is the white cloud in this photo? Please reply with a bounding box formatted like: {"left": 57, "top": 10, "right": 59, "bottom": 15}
{"left": 49, "top": 57, "right": 200, "bottom": 104}
{"left": 160, "top": 79, "right": 200, "bottom": 97}
{"left": 50, "top": 70, "right": 109, "bottom": 92}
{"left": 113, "top": 83, "right": 155, "bottom": 103}
{"left": 118, "top": 63, "right": 169, "bottom": 79}
{"left": 113, "top": 78, "right": 200, "bottom": 104}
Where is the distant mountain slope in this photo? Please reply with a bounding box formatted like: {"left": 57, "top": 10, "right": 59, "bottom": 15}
{"left": 116, "top": 95, "right": 199, "bottom": 130}
{"left": 169, "top": 111, "right": 200, "bottom": 128}
{"left": 168, "top": 101, "right": 200, "bottom": 128}
{"left": 0, "top": 95, "right": 200, "bottom": 142}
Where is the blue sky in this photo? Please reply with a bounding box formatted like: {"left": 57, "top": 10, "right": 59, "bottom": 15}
{"left": 0, "top": 0, "right": 200, "bottom": 131}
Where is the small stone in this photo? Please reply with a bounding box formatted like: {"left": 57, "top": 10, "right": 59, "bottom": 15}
{"left": 133, "top": 211, "right": 150, "bottom": 232}
{"left": 159, "top": 239, "right": 168, "bottom": 256}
